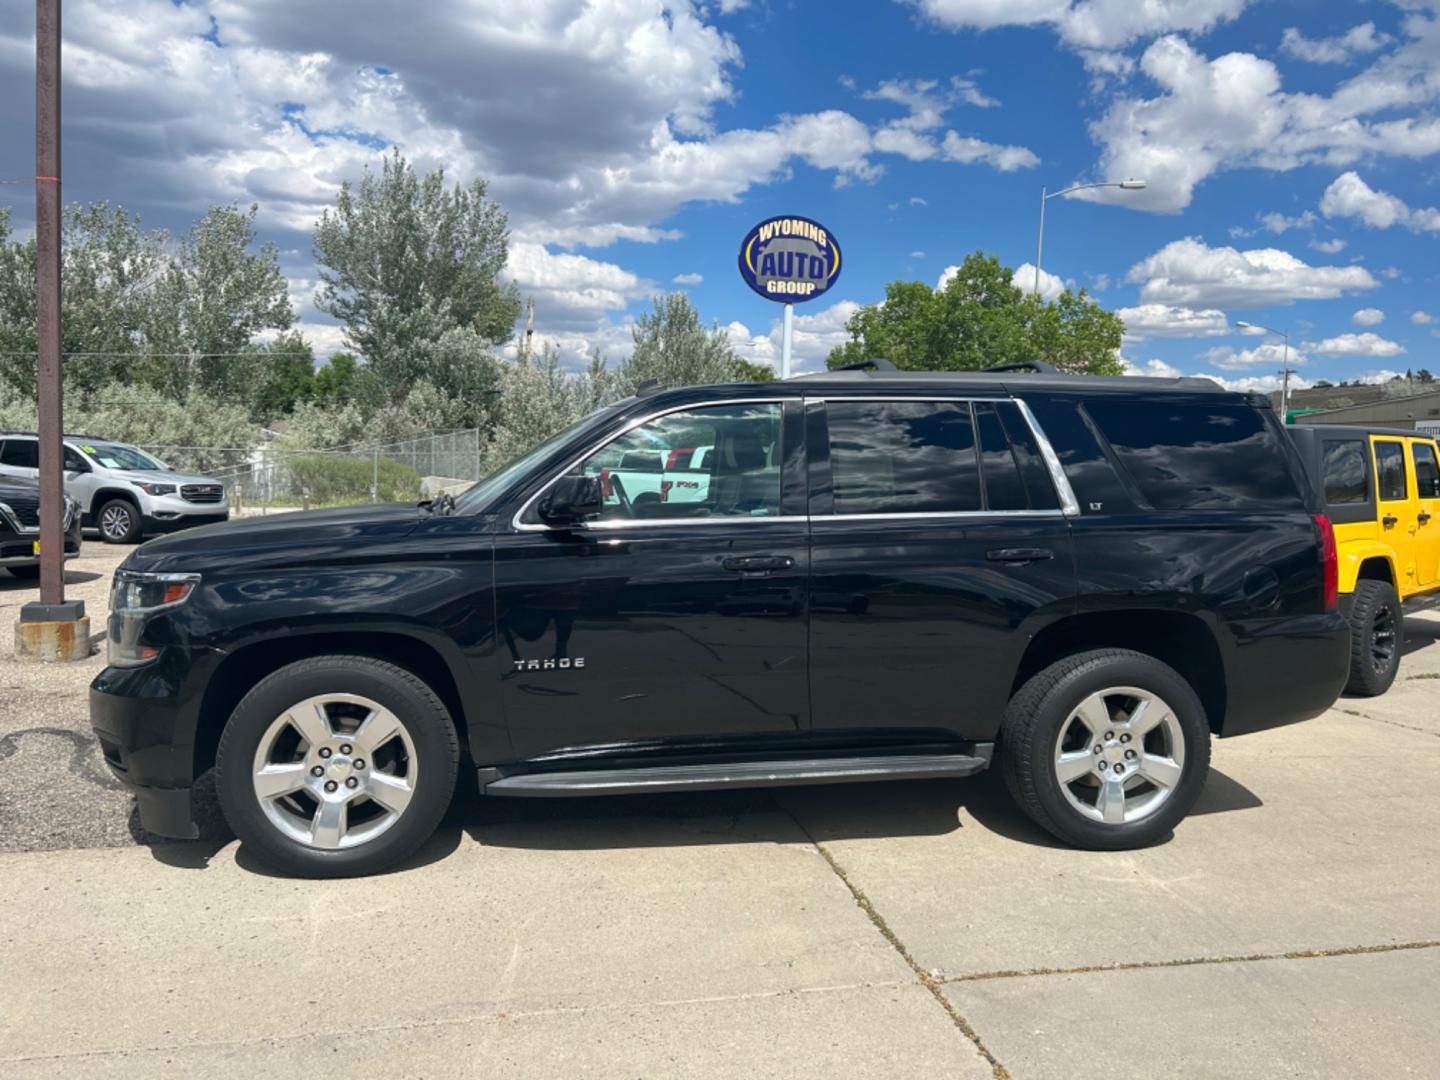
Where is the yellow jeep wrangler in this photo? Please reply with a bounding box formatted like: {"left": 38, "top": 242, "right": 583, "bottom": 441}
{"left": 1289, "top": 425, "right": 1440, "bottom": 695}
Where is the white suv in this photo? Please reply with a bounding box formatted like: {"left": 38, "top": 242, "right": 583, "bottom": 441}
{"left": 0, "top": 434, "right": 229, "bottom": 543}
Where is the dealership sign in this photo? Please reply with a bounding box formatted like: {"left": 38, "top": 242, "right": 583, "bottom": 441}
{"left": 738, "top": 215, "right": 841, "bottom": 304}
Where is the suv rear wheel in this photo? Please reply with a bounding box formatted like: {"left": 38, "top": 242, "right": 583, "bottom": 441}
{"left": 1343, "top": 580, "right": 1403, "bottom": 697}
{"left": 215, "top": 655, "right": 459, "bottom": 878}
{"left": 97, "top": 497, "right": 141, "bottom": 543}
{"left": 999, "top": 649, "right": 1211, "bottom": 850}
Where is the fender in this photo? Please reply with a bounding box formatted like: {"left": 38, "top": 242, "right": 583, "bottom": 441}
{"left": 1336, "top": 540, "right": 1397, "bottom": 594}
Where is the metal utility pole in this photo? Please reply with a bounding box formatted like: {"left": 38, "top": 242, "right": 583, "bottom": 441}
{"left": 1033, "top": 179, "right": 1146, "bottom": 296}
{"left": 780, "top": 302, "right": 793, "bottom": 380}
{"left": 1235, "top": 321, "right": 1295, "bottom": 421}
{"left": 34, "top": 0, "right": 63, "bottom": 605}
{"left": 18, "top": 0, "right": 88, "bottom": 660}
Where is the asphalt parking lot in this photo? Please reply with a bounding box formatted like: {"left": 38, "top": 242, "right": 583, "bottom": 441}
{"left": 2, "top": 539, "right": 1438, "bottom": 1078}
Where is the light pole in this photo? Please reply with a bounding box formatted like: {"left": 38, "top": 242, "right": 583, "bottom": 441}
{"left": 1235, "top": 321, "right": 1297, "bottom": 420}
{"left": 1035, "top": 179, "right": 1146, "bottom": 296}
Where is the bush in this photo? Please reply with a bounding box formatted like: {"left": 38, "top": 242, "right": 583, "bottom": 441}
{"left": 286, "top": 454, "right": 423, "bottom": 507}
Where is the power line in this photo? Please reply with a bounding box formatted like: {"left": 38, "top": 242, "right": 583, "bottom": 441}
{"left": 0, "top": 350, "right": 313, "bottom": 359}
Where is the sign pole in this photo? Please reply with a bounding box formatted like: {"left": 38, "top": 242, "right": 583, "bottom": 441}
{"left": 780, "top": 303, "right": 793, "bottom": 380}
{"left": 18, "top": 0, "right": 89, "bottom": 661}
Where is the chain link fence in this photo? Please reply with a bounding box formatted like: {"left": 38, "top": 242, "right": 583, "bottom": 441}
{"left": 140, "top": 429, "right": 483, "bottom": 513}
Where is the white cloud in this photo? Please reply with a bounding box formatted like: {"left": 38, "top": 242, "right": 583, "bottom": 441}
{"left": 905, "top": 0, "right": 1252, "bottom": 50}
{"left": 1116, "top": 303, "right": 1231, "bottom": 339}
{"left": 862, "top": 76, "right": 1036, "bottom": 170}
{"left": 1121, "top": 357, "right": 1185, "bottom": 378}
{"left": 940, "top": 131, "right": 1040, "bottom": 170}
{"left": 1352, "top": 307, "right": 1385, "bottom": 327}
{"left": 505, "top": 243, "right": 653, "bottom": 327}
{"left": 1126, "top": 237, "right": 1379, "bottom": 308}
{"left": 910, "top": 251, "right": 927, "bottom": 259}
{"left": 1309, "top": 237, "right": 1347, "bottom": 253}
{"left": 1280, "top": 23, "right": 1392, "bottom": 65}
{"left": 909, "top": 196, "right": 929, "bottom": 206}
{"left": 1206, "top": 372, "right": 1313, "bottom": 393}
{"left": 1074, "top": 30, "right": 1440, "bottom": 214}
{"left": 1258, "top": 210, "right": 1316, "bottom": 234}
{"left": 1320, "top": 171, "right": 1440, "bottom": 233}
{"left": 1200, "top": 341, "right": 1307, "bottom": 370}
{"left": 729, "top": 299, "right": 861, "bottom": 375}
{"left": 671, "top": 272, "right": 704, "bottom": 285}
{"left": 940, "top": 262, "right": 1066, "bottom": 300}
{"left": 1308, "top": 332, "right": 1407, "bottom": 357}
{"left": 1412, "top": 311, "right": 1436, "bottom": 325}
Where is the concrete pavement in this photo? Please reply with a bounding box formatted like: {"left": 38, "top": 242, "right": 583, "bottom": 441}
{"left": 2, "top": 539, "right": 1438, "bottom": 1076}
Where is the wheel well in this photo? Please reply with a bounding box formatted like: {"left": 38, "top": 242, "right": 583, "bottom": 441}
{"left": 1012, "top": 611, "right": 1227, "bottom": 734}
{"left": 1356, "top": 557, "right": 1394, "bottom": 587}
{"left": 193, "top": 632, "right": 470, "bottom": 778}
{"left": 92, "top": 488, "right": 140, "bottom": 514}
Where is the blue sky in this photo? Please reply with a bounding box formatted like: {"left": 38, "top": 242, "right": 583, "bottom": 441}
{"left": 1, "top": 0, "right": 1439, "bottom": 390}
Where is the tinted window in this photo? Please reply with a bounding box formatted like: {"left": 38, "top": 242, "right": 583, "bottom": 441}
{"left": 975, "top": 402, "right": 1028, "bottom": 511}
{"left": 994, "top": 402, "right": 1060, "bottom": 511}
{"left": 1413, "top": 443, "right": 1440, "bottom": 499}
{"left": 1375, "top": 441, "right": 1407, "bottom": 501}
{"left": 828, "top": 401, "right": 980, "bottom": 515}
{"left": 63, "top": 446, "right": 88, "bottom": 472}
{"left": 1085, "top": 402, "right": 1303, "bottom": 510}
{"left": 1022, "top": 397, "right": 1137, "bottom": 514}
{"left": 0, "top": 439, "right": 38, "bottom": 468}
{"left": 574, "top": 403, "right": 781, "bottom": 521}
{"left": 1321, "top": 440, "right": 1368, "bottom": 505}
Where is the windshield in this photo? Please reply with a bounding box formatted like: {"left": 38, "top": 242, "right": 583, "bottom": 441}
{"left": 77, "top": 442, "right": 168, "bottom": 472}
{"left": 454, "top": 400, "right": 632, "bottom": 514}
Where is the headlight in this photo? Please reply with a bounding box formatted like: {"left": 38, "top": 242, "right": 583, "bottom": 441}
{"left": 107, "top": 570, "right": 201, "bottom": 667}
{"left": 131, "top": 481, "right": 177, "bottom": 496}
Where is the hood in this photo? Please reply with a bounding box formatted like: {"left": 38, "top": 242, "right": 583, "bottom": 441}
{"left": 0, "top": 474, "right": 39, "bottom": 499}
{"left": 129, "top": 501, "right": 424, "bottom": 572}
{"left": 114, "top": 468, "right": 224, "bottom": 486}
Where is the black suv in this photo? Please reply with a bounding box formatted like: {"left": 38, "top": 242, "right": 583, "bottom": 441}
{"left": 91, "top": 369, "right": 1349, "bottom": 876}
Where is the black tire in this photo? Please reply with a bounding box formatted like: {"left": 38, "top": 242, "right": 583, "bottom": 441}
{"left": 998, "top": 649, "right": 1212, "bottom": 851}
{"left": 5, "top": 564, "right": 40, "bottom": 579}
{"left": 216, "top": 655, "right": 460, "bottom": 878}
{"left": 97, "top": 498, "right": 142, "bottom": 543}
{"left": 1344, "top": 580, "right": 1403, "bottom": 697}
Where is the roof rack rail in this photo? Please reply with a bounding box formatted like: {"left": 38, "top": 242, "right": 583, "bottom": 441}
{"left": 984, "top": 360, "right": 1058, "bottom": 375}
{"left": 831, "top": 358, "right": 897, "bottom": 373}
{"left": 635, "top": 379, "right": 665, "bottom": 396}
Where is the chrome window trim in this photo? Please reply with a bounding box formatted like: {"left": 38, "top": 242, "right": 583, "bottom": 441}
{"left": 1014, "top": 398, "right": 1081, "bottom": 517}
{"left": 812, "top": 509, "right": 1065, "bottom": 522}
{"left": 511, "top": 397, "right": 788, "bottom": 533}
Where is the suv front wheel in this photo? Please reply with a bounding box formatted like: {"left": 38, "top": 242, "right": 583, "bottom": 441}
{"left": 216, "top": 656, "right": 460, "bottom": 878}
{"left": 97, "top": 498, "right": 142, "bottom": 543}
{"left": 999, "top": 649, "right": 1211, "bottom": 850}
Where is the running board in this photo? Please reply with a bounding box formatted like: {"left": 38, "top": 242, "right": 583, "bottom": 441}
{"left": 483, "top": 747, "right": 993, "bottom": 798}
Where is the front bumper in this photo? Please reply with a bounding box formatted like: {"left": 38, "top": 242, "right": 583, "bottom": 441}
{"left": 89, "top": 651, "right": 216, "bottom": 839}
{"left": 0, "top": 524, "right": 83, "bottom": 565}
{"left": 142, "top": 512, "right": 230, "bottom": 534}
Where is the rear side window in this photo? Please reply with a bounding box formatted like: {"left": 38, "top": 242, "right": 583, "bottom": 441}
{"left": 1375, "top": 441, "right": 1407, "bottom": 501}
{"left": 1321, "top": 440, "right": 1368, "bottom": 505}
{"left": 1413, "top": 442, "right": 1440, "bottom": 499}
{"left": 0, "top": 439, "right": 38, "bottom": 468}
{"left": 974, "top": 403, "right": 1028, "bottom": 512}
{"left": 827, "top": 401, "right": 980, "bottom": 515}
{"left": 1085, "top": 402, "right": 1303, "bottom": 510}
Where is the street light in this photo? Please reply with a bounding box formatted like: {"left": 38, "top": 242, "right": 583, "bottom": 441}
{"left": 1034, "top": 179, "right": 1146, "bottom": 296}
{"left": 1235, "top": 320, "right": 1297, "bottom": 420}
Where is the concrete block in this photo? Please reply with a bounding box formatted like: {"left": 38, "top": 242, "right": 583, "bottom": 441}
{"left": 13, "top": 615, "right": 92, "bottom": 662}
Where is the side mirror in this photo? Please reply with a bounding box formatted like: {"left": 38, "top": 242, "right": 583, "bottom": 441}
{"left": 539, "top": 474, "right": 604, "bottom": 524}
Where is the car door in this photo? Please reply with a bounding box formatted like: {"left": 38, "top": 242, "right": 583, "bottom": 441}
{"left": 1373, "top": 438, "right": 1417, "bottom": 594}
{"left": 491, "top": 399, "right": 810, "bottom": 762}
{"left": 807, "top": 396, "right": 1076, "bottom": 745}
{"left": 1409, "top": 439, "right": 1440, "bottom": 586}
{"left": 0, "top": 437, "right": 39, "bottom": 482}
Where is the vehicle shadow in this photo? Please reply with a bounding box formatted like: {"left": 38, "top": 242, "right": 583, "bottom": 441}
{"left": 459, "top": 765, "right": 1262, "bottom": 854}
{"left": 1401, "top": 614, "right": 1440, "bottom": 660}
{"left": 0, "top": 569, "right": 102, "bottom": 592}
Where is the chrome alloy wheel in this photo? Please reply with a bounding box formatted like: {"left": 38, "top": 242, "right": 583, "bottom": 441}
{"left": 100, "top": 503, "right": 133, "bottom": 540}
{"left": 1052, "top": 686, "right": 1186, "bottom": 826}
{"left": 251, "top": 693, "right": 418, "bottom": 850}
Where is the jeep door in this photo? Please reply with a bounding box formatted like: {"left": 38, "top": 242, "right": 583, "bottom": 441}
{"left": 806, "top": 397, "right": 1077, "bottom": 743}
{"left": 492, "top": 400, "right": 810, "bottom": 761}
{"left": 1373, "top": 438, "right": 1417, "bottom": 594}
{"left": 1410, "top": 439, "right": 1440, "bottom": 586}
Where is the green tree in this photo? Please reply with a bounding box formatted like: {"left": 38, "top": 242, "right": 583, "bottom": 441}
{"left": 827, "top": 251, "right": 1123, "bottom": 375}
{"left": 312, "top": 149, "right": 520, "bottom": 402}
{"left": 313, "top": 351, "right": 360, "bottom": 405}
{"left": 619, "top": 293, "right": 751, "bottom": 392}
{"left": 248, "top": 332, "right": 315, "bottom": 421}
